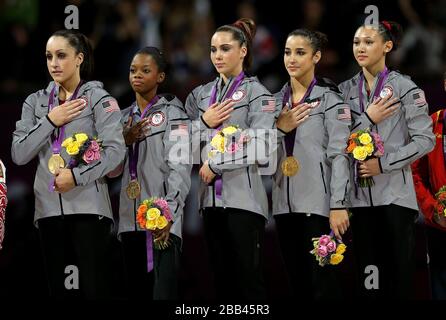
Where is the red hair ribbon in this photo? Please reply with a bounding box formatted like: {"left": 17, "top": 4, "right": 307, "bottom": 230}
{"left": 381, "top": 21, "right": 391, "bottom": 31}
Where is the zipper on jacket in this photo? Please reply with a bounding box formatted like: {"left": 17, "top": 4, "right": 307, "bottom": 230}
{"left": 402, "top": 169, "right": 406, "bottom": 184}
{"left": 58, "top": 194, "right": 65, "bottom": 217}
{"left": 319, "top": 163, "right": 327, "bottom": 194}
{"left": 133, "top": 199, "right": 137, "bottom": 231}
{"left": 287, "top": 177, "right": 292, "bottom": 213}
{"left": 368, "top": 185, "right": 374, "bottom": 207}
{"left": 246, "top": 167, "right": 252, "bottom": 188}
{"left": 94, "top": 180, "right": 99, "bottom": 192}
{"left": 212, "top": 183, "right": 216, "bottom": 207}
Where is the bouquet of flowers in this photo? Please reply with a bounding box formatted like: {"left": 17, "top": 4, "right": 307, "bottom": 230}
{"left": 61, "top": 133, "right": 102, "bottom": 168}
{"left": 208, "top": 125, "right": 251, "bottom": 158}
{"left": 346, "top": 128, "right": 384, "bottom": 188}
{"left": 310, "top": 232, "right": 347, "bottom": 267}
{"left": 136, "top": 197, "right": 173, "bottom": 249}
{"left": 434, "top": 186, "right": 446, "bottom": 218}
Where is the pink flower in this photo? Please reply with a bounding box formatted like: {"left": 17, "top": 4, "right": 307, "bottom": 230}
{"left": 93, "top": 150, "right": 101, "bottom": 161}
{"left": 226, "top": 142, "right": 239, "bottom": 154}
{"left": 326, "top": 240, "right": 337, "bottom": 253}
{"left": 317, "top": 246, "right": 328, "bottom": 257}
{"left": 153, "top": 198, "right": 172, "bottom": 221}
{"left": 90, "top": 140, "right": 100, "bottom": 152}
{"left": 83, "top": 148, "right": 96, "bottom": 164}
{"left": 375, "top": 142, "right": 384, "bottom": 156}
{"left": 319, "top": 235, "right": 331, "bottom": 246}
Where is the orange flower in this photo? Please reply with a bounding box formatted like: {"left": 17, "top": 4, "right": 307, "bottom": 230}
{"left": 350, "top": 133, "right": 358, "bottom": 139}
{"left": 136, "top": 204, "right": 148, "bottom": 228}
{"left": 346, "top": 141, "right": 356, "bottom": 153}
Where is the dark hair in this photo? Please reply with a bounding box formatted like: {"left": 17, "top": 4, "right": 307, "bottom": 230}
{"left": 51, "top": 30, "right": 94, "bottom": 80}
{"left": 287, "top": 29, "right": 328, "bottom": 54}
{"left": 134, "top": 46, "right": 167, "bottom": 73}
{"left": 360, "top": 21, "right": 403, "bottom": 52}
{"left": 215, "top": 18, "right": 256, "bottom": 71}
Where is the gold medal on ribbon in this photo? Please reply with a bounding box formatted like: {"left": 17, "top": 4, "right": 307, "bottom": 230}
{"left": 126, "top": 179, "right": 141, "bottom": 199}
{"left": 281, "top": 156, "right": 300, "bottom": 177}
{"left": 48, "top": 154, "right": 65, "bottom": 174}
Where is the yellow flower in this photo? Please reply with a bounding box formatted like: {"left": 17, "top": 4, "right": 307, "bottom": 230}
{"left": 352, "top": 146, "right": 368, "bottom": 161}
{"left": 364, "top": 143, "right": 374, "bottom": 156}
{"left": 62, "top": 137, "right": 74, "bottom": 147}
{"left": 156, "top": 215, "right": 168, "bottom": 229}
{"left": 74, "top": 133, "right": 88, "bottom": 145}
{"left": 443, "top": 208, "right": 446, "bottom": 217}
{"left": 358, "top": 133, "right": 372, "bottom": 145}
{"left": 147, "top": 208, "right": 161, "bottom": 221}
{"left": 66, "top": 142, "right": 80, "bottom": 155}
{"left": 211, "top": 134, "right": 225, "bottom": 153}
{"left": 330, "top": 254, "right": 344, "bottom": 265}
{"left": 145, "top": 219, "right": 156, "bottom": 230}
{"left": 222, "top": 126, "right": 238, "bottom": 135}
{"left": 336, "top": 243, "right": 347, "bottom": 255}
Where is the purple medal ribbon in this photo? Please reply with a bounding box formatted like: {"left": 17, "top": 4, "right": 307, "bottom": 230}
{"left": 208, "top": 72, "right": 245, "bottom": 199}
{"left": 358, "top": 66, "right": 389, "bottom": 113}
{"left": 127, "top": 95, "right": 160, "bottom": 273}
{"left": 354, "top": 66, "right": 389, "bottom": 195}
{"left": 282, "top": 78, "right": 317, "bottom": 157}
{"left": 48, "top": 81, "right": 84, "bottom": 192}
{"left": 128, "top": 95, "right": 159, "bottom": 181}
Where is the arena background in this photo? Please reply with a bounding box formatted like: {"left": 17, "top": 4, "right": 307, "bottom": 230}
{"left": 1, "top": 0, "right": 445, "bottom": 299}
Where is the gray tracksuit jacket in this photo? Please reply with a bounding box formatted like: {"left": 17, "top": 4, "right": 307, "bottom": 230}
{"left": 185, "top": 75, "right": 277, "bottom": 219}
{"left": 339, "top": 70, "right": 435, "bottom": 210}
{"left": 11, "top": 81, "right": 126, "bottom": 224}
{"left": 117, "top": 95, "right": 192, "bottom": 239}
{"left": 272, "top": 79, "right": 352, "bottom": 217}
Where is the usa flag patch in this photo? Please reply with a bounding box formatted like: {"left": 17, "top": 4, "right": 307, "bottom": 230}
{"left": 102, "top": 99, "right": 120, "bottom": 113}
{"left": 170, "top": 123, "right": 189, "bottom": 137}
{"left": 261, "top": 98, "right": 276, "bottom": 112}
{"left": 413, "top": 91, "right": 426, "bottom": 106}
{"left": 337, "top": 107, "right": 351, "bottom": 120}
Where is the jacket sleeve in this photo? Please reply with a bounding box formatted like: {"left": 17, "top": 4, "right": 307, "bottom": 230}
{"left": 379, "top": 87, "right": 435, "bottom": 173}
{"left": 107, "top": 108, "right": 132, "bottom": 178}
{"left": 208, "top": 82, "right": 278, "bottom": 174}
{"left": 71, "top": 93, "right": 126, "bottom": 186}
{"left": 185, "top": 86, "right": 207, "bottom": 164}
{"left": 324, "top": 92, "right": 352, "bottom": 209}
{"left": 411, "top": 156, "right": 443, "bottom": 229}
{"left": 11, "top": 93, "right": 57, "bottom": 165}
{"left": 163, "top": 106, "right": 192, "bottom": 222}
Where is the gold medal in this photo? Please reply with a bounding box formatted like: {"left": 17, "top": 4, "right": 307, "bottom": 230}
{"left": 281, "top": 156, "right": 299, "bottom": 177}
{"left": 48, "top": 154, "right": 65, "bottom": 174}
{"left": 126, "top": 179, "right": 141, "bottom": 199}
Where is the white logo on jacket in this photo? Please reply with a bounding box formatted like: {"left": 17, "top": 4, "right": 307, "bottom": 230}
{"left": 149, "top": 111, "right": 165, "bottom": 126}
{"left": 380, "top": 86, "right": 393, "bottom": 99}
{"left": 231, "top": 90, "right": 246, "bottom": 102}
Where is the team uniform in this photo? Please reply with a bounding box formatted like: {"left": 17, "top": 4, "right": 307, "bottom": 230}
{"left": 412, "top": 109, "right": 446, "bottom": 299}
{"left": 185, "top": 73, "right": 276, "bottom": 299}
{"left": 117, "top": 94, "right": 191, "bottom": 300}
{"left": 11, "top": 80, "right": 126, "bottom": 298}
{"left": 339, "top": 69, "right": 435, "bottom": 298}
{"left": 272, "top": 78, "right": 351, "bottom": 299}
